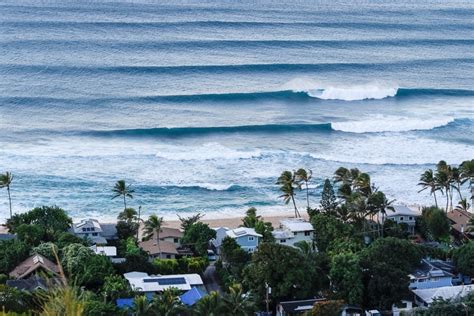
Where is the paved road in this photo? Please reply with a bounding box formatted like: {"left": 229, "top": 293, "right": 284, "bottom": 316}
{"left": 203, "top": 264, "right": 222, "bottom": 294}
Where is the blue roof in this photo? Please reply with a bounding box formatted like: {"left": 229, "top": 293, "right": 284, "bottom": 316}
{"left": 116, "top": 298, "right": 134, "bottom": 309}
{"left": 180, "top": 287, "right": 205, "bottom": 306}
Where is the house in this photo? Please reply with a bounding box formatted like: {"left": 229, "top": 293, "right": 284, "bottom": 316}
{"left": 89, "top": 245, "right": 125, "bottom": 263}
{"left": 9, "top": 254, "right": 60, "bottom": 279}
{"left": 179, "top": 287, "right": 206, "bottom": 306}
{"left": 447, "top": 208, "right": 473, "bottom": 240}
{"left": 392, "top": 300, "right": 413, "bottom": 316}
{"left": 384, "top": 205, "right": 420, "bottom": 234}
{"left": 6, "top": 276, "right": 48, "bottom": 292}
{"left": 412, "top": 284, "right": 474, "bottom": 307}
{"left": 272, "top": 218, "right": 314, "bottom": 248}
{"left": 70, "top": 218, "right": 117, "bottom": 244}
{"left": 138, "top": 226, "right": 191, "bottom": 259}
{"left": 212, "top": 227, "right": 262, "bottom": 253}
{"left": 123, "top": 271, "right": 205, "bottom": 294}
{"left": 276, "top": 298, "right": 325, "bottom": 316}
{"left": 409, "top": 259, "right": 455, "bottom": 290}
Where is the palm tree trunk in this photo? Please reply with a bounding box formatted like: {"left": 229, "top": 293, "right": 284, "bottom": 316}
{"left": 7, "top": 186, "right": 12, "bottom": 219}
{"left": 305, "top": 181, "right": 310, "bottom": 209}
{"left": 157, "top": 229, "right": 161, "bottom": 258}
{"left": 445, "top": 191, "right": 449, "bottom": 213}
{"left": 123, "top": 194, "right": 127, "bottom": 210}
{"left": 433, "top": 190, "right": 438, "bottom": 208}
{"left": 291, "top": 195, "right": 300, "bottom": 218}
{"left": 457, "top": 183, "right": 463, "bottom": 201}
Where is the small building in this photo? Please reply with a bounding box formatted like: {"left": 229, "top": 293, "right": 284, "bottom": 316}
{"left": 392, "top": 300, "right": 413, "bottom": 316}
{"left": 384, "top": 205, "right": 420, "bottom": 234}
{"left": 70, "top": 218, "right": 117, "bottom": 245}
{"left": 272, "top": 218, "right": 314, "bottom": 248}
{"left": 9, "top": 254, "right": 60, "bottom": 279}
{"left": 139, "top": 239, "right": 179, "bottom": 259}
{"left": 89, "top": 245, "right": 125, "bottom": 263}
{"left": 276, "top": 298, "right": 325, "bottom": 316}
{"left": 447, "top": 208, "right": 473, "bottom": 240}
{"left": 212, "top": 227, "right": 262, "bottom": 253}
{"left": 157, "top": 227, "right": 183, "bottom": 246}
{"left": 6, "top": 276, "right": 48, "bottom": 292}
{"left": 123, "top": 271, "right": 205, "bottom": 295}
{"left": 412, "top": 284, "right": 474, "bottom": 307}
{"left": 409, "top": 259, "right": 455, "bottom": 290}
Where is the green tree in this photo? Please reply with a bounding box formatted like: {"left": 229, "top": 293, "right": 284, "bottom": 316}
{"left": 112, "top": 180, "right": 134, "bottom": 211}
{"left": 435, "top": 161, "right": 453, "bottom": 212}
{"left": 418, "top": 169, "right": 441, "bottom": 208}
{"left": 277, "top": 170, "right": 301, "bottom": 218}
{"left": 131, "top": 295, "right": 153, "bottom": 316}
{"left": 178, "top": 213, "right": 204, "bottom": 232}
{"left": 143, "top": 214, "right": 164, "bottom": 255}
{"left": 243, "top": 243, "right": 317, "bottom": 308}
{"left": 0, "top": 172, "right": 13, "bottom": 219}
{"left": 219, "top": 237, "right": 251, "bottom": 284}
{"left": 310, "top": 213, "right": 353, "bottom": 252}
{"left": 151, "top": 288, "right": 184, "bottom": 316}
{"left": 329, "top": 253, "right": 363, "bottom": 305}
{"left": 320, "top": 179, "right": 338, "bottom": 214}
{"left": 312, "top": 300, "right": 344, "bottom": 316}
{"left": 192, "top": 291, "right": 222, "bottom": 316}
{"left": 453, "top": 241, "right": 474, "bottom": 276}
{"left": 422, "top": 206, "right": 451, "bottom": 241}
{"left": 181, "top": 222, "right": 216, "bottom": 257}
{"left": 460, "top": 159, "right": 474, "bottom": 204}
{"left": 295, "top": 168, "right": 312, "bottom": 209}
{"left": 117, "top": 208, "right": 139, "bottom": 240}
{"left": 101, "top": 275, "right": 131, "bottom": 302}
{"left": 221, "top": 283, "right": 256, "bottom": 316}
{"left": 84, "top": 299, "right": 124, "bottom": 316}
{"left": 15, "top": 223, "right": 45, "bottom": 246}
{"left": 241, "top": 208, "right": 274, "bottom": 242}
{"left": 153, "top": 259, "right": 179, "bottom": 275}
{"left": 0, "top": 239, "right": 31, "bottom": 274}
{"left": 31, "top": 242, "right": 58, "bottom": 261}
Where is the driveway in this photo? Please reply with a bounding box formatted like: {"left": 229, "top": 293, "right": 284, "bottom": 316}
{"left": 203, "top": 263, "right": 223, "bottom": 294}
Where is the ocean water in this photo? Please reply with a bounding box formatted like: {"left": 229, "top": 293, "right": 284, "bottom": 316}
{"left": 0, "top": 0, "right": 473, "bottom": 221}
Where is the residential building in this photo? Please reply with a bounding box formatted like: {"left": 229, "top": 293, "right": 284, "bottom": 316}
{"left": 276, "top": 298, "right": 325, "bottom": 316}
{"left": 70, "top": 218, "right": 117, "bottom": 244}
{"left": 89, "top": 245, "right": 125, "bottom": 263}
{"left": 123, "top": 271, "right": 205, "bottom": 294}
{"left": 6, "top": 276, "right": 48, "bottom": 292}
{"left": 139, "top": 239, "right": 179, "bottom": 259}
{"left": 9, "top": 254, "right": 60, "bottom": 279}
{"left": 158, "top": 227, "right": 183, "bottom": 246}
{"left": 212, "top": 227, "right": 262, "bottom": 253}
{"left": 272, "top": 218, "right": 314, "bottom": 248}
{"left": 412, "top": 284, "right": 474, "bottom": 307}
{"left": 384, "top": 205, "right": 420, "bottom": 234}
{"left": 409, "top": 259, "right": 455, "bottom": 290}
{"left": 392, "top": 300, "right": 413, "bottom": 316}
{"left": 447, "top": 208, "right": 473, "bottom": 240}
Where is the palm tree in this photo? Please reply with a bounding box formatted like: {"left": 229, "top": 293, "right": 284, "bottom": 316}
{"left": 460, "top": 159, "right": 474, "bottom": 207}
{"left": 192, "top": 291, "right": 222, "bottom": 316}
{"left": 435, "top": 161, "right": 453, "bottom": 212}
{"left": 221, "top": 284, "right": 255, "bottom": 316}
{"left": 112, "top": 180, "right": 134, "bottom": 210}
{"left": 118, "top": 207, "right": 138, "bottom": 223}
{"left": 368, "top": 191, "right": 395, "bottom": 237}
{"left": 0, "top": 172, "right": 13, "bottom": 219}
{"left": 295, "top": 168, "right": 312, "bottom": 209}
{"left": 454, "top": 199, "right": 470, "bottom": 212}
{"left": 277, "top": 171, "right": 300, "bottom": 218}
{"left": 131, "top": 295, "right": 153, "bottom": 316}
{"left": 241, "top": 207, "right": 261, "bottom": 228}
{"left": 418, "top": 169, "right": 440, "bottom": 208}
{"left": 151, "top": 288, "right": 184, "bottom": 316}
{"left": 451, "top": 167, "right": 464, "bottom": 201}
{"left": 144, "top": 214, "right": 164, "bottom": 256}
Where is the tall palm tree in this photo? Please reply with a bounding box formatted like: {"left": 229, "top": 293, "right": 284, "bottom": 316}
{"left": 192, "top": 291, "right": 222, "bottom": 316}
{"left": 144, "top": 215, "right": 164, "bottom": 256}
{"left": 460, "top": 159, "right": 474, "bottom": 207}
{"left": 152, "top": 288, "right": 183, "bottom": 316}
{"left": 454, "top": 199, "right": 470, "bottom": 212}
{"left": 221, "top": 284, "right": 255, "bottom": 316}
{"left": 277, "top": 171, "right": 300, "bottom": 218}
{"left": 435, "top": 161, "right": 452, "bottom": 212}
{"left": 295, "top": 168, "right": 312, "bottom": 209}
{"left": 118, "top": 207, "right": 138, "bottom": 223}
{"left": 451, "top": 167, "right": 464, "bottom": 201}
{"left": 0, "top": 172, "right": 13, "bottom": 219}
{"left": 131, "top": 295, "right": 152, "bottom": 316}
{"left": 418, "top": 169, "right": 440, "bottom": 208}
{"left": 112, "top": 180, "right": 134, "bottom": 210}
{"left": 368, "top": 191, "right": 395, "bottom": 237}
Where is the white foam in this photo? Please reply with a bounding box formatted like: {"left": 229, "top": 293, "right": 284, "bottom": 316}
{"left": 155, "top": 142, "right": 262, "bottom": 161}
{"left": 332, "top": 116, "right": 455, "bottom": 133}
{"left": 282, "top": 78, "right": 398, "bottom": 101}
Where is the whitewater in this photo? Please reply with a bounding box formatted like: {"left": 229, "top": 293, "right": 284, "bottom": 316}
{"left": 0, "top": 0, "right": 473, "bottom": 221}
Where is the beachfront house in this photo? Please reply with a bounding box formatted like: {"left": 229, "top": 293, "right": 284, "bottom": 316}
{"left": 447, "top": 208, "right": 473, "bottom": 241}
{"left": 70, "top": 218, "right": 117, "bottom": 245}
{"left": 384, "top": 205, "right": 420, "bottom": 234}
{"left": 123, "top": 271, "right": 205, "bottom": 295}
{"left": 9, "top": 254, "right": 60, "bottom": 280}
{"left": 272, "top": 218, "right": 314, "bottom": 248}
{"left": 139, "top": 226, "right": 192, "bottom": 259}
{"left": 409, "top": 259, "right": 455, "bottom": 290}
{"left": 412, "top": 284, "right": 474, "bottom": 307}
{"left": 212, "top": 227, "right": 262, "bottom": 254}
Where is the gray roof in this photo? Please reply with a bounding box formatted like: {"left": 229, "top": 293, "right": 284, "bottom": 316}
{"left": 6, "top": 277, "right": 48, "bottom": 292}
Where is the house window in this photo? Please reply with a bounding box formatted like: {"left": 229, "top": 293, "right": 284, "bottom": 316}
{"left": 304, "top": 231, "right": 311, "bottom": 236}
{"left": 92, "top": 233, "right": 98, "bottom": 236}
{"left": 166, "top": 255, "right": 171, "bottom": 259}
{"left": 248, "top": 236, "right": 255, "bottom": 242}
{"left": 409, "top": 217, "right": 413, "bottom": 220}
{"left": 294, "top": 232, "right": 297, "bottom": 236}
{"left": 280, "top": 239, "right": 286, "bottom": 243}
{"left": 82, "top": 228, "right": 86, "bottom": 232}
{"left": 400, "top": 217, "right": 404, "bottom": 221}
{"left": 90, "top": 228, "right": 95, "bottom": 231}
{"left": 174, "top": 238, "right": 179, "bottom": 243}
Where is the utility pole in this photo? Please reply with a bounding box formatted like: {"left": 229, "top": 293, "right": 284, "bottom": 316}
{"left": 265, "top": 282, "right": 271, "bottom": 315}
{"left": 136, "top": 205, "right": 141, "bottom": 241}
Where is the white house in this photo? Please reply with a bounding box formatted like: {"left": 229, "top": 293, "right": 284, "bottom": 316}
{"left": 272, "top": 218, "right": 314, "bottom": 248}
{"left": 384, "top": 205, "right": 420, "bottom": 234}
{"left": 70, "top": 218, "right": 117, "bottom": 244}
{"left": 412, "top": 284, "right": 474, "bottom": 307}
{"left": 212, "top": 227, "right": 262, "bottom": 253}
{"left": 123, "top": 271, "right": 204, "bottom": 294}
{"left": 89, "top": 245, "right": 125, "bottom": 263}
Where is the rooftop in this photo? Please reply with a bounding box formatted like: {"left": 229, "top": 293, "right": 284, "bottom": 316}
{"left": 279, "top": 218, "right": 314, "bottom": 232}
{"left": 6, "top": 276, "right": 48, "bottom": 292}
{"left": 9, "top": 254, "right": 60, "bottom": 279}
{"left": 139, "top": 239, "right": 179, "bottom": 256}
{"left": 124, "top": 271, "right": 203, "bottom": 292}
{"left": 90, "top": 245, "right": 117, "bottom": 257}
{"left": 279, "top": 298, "right": 326, "bottom": 313}
{"left": 447, "top": 209, "right": 473, "bottom": 234}
{"left": 386, "top": 205, "right": 421, "bottom": 217}
{"left": 413, "top": 284, "right": 474, "bottom": 304}
{"left": 226, "top": 227, "right": 262, "bottom": 239}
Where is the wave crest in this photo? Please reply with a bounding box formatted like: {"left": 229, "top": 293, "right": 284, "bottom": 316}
{"left": 332, "top": 116, "right": 456, "bottom": 133}
{"left": 155, "top": 143, "right": 262, "bottom": 161}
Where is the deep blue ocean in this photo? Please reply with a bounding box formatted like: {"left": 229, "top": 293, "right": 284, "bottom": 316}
{"left": 0, "top": 0, "right": 473, "bottom": 221}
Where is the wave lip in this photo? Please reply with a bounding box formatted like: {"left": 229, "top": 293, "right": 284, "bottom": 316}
{"left": 307, "top": 85, "right": 398, "bottom": 101}
{"left": 331, "top": 116, "right": 456, "bottom": 133}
